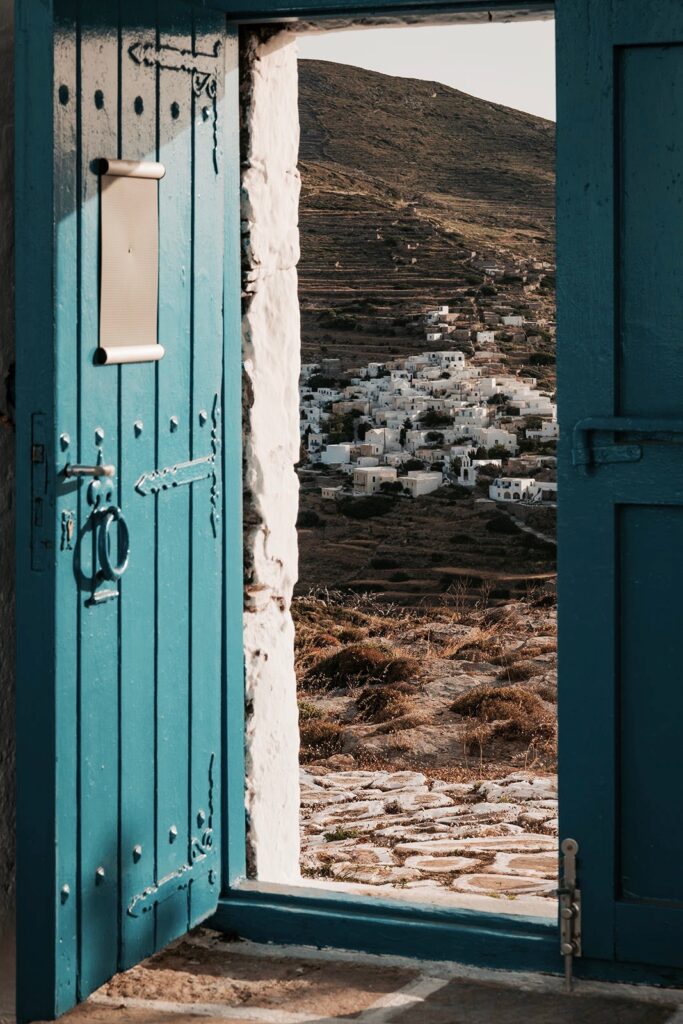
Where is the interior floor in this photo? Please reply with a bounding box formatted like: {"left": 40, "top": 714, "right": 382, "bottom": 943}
{"left": 21, "top": 928, "right": 683, "bottom": 1024}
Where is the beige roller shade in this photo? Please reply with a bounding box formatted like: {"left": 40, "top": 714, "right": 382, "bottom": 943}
{"left": 98, "top": 159, "right": 166, "bottom": 365}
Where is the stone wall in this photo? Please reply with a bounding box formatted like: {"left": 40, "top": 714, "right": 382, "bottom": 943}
{"left": 0, "top": 0, "right": 14, "bottom": 1009}
{"left": 240, "top": 29, "right": 302, "bottom": 883}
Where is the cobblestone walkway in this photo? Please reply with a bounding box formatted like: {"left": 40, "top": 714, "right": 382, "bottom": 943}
{"left": 301, "top": 768, "right": 558, "bottom": 914}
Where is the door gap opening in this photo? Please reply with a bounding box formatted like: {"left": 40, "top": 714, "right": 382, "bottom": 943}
{"left": 290, "top": 17, "right": 558, "bottom": 918}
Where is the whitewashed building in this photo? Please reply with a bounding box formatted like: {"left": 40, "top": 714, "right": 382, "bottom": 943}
{"left": 489, "top": 477, "right": 536, "bottom": 502}
{"left": 403, "top": 471, "right": 443, "bottom": 497}
{"left": 476, "top": 330, "right": 496, "bottom": 346}
{"left": 353, "top": 466, "right": 398, "bottom": 495}
{"left": 321, "top": 443, "right": 352, "bottom": 465}
{"left": 527, "top": 420, "right": 560, "bottom": 441}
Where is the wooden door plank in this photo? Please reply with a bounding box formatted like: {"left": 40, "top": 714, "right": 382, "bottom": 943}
{"left": 155, "top": 0, "right": 194, "bottom": 949}
{"left": 618, "top": 504, "right": 683, "bottom": 904}
{"left": 53, "top": 0, "right": 80, "bottom": 1007}
{"left": 618, "top": 44, "right": 683, "bottom": 417}
{"left": 15, "top": 0, "right": 60, "bottom": 1017}
{"left": 118, "top": 0, "right": 159, "bottom": 970}
{"left": 78, "top": 6, "right": 121, "bottom": 996}
{"left": 189, "top": 7, "right": 226, "bottom": 925}
{"left": 221, "top": 25, "right": 247, "bottom": 888}
{"left": 556, "top": 0, "right": 617, "bottom": 962}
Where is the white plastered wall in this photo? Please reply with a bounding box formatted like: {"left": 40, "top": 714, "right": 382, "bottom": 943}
{"left": 241, "top": 29, "right": 302, "bottom": 883}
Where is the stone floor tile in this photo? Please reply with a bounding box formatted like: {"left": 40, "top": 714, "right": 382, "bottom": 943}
{"left": 386, "top": 978, "right": 677, "bottom": 1024}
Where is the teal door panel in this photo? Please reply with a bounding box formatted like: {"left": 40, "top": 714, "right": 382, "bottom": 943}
{"left": 558, "top": 0, "right": 683, "bottom": 970}
{"left": 16, "top": 3, "right": 236, "bottom": 1019}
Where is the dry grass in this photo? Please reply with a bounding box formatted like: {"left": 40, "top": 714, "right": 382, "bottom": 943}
{"left": 293, "top": 589, "right": 557, "bottom": 769}
{"left": 451, "top": 684, "right": 556, "bottom": 760}
{"left": 307, "top": 643, "right": 420, "bottom": 691}
{"left": 355, "top": 682, "right": 419, "bottom": 724}
{"left": 298, "top": 699, "right": 323, "bottom": 722}
{"left": 299, "top": 718, "right": 346, "bottom": 762}
{"left": 292, "top": 592, "right": 417, "bottom": 677}
{"left": 531, "top": 680, "right": 557, "bottom": 704}
{"left": 496, "top": 660, "right": 537, "bottom": 683}
{"left": 491, "top": 640, "right": 556, "bottom": 667}
{"left": 441, "top": 627, "right": 502, "bottom": 662}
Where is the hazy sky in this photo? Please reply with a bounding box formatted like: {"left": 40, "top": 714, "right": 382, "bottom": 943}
{"left": 297, "top": 20, "right": 556, "bottom": 121}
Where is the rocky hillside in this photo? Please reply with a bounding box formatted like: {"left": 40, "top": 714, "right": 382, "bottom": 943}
{"left": 297, "top": 59, "right": 556, "bottom": 368}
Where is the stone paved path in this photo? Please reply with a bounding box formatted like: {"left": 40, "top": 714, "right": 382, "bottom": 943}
{"left": 300, "top": 768, "right": 558, "bottom": 914}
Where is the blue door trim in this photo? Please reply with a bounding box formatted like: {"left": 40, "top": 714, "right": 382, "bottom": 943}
{"left": 221, "top": 24, "right": 248, "bottom": 890}
{"left": 213, "top": 0, "right": 567, "bottom": 987}
{"left": 213, "top": 883, "right": 558, "bottom": 972}
{"left": 212, "top": 885, "right": 683, "bottom": 988}
{"left": 214, "top": 0, "right": 683, "bottom": 986}
{"left": 211, "top": 0, "right": 552, "bottom": 23}
{"left": 211, "top": 0, "right": 564, "bottom": 985}
{"left": 15, "top": 0, "right": 61, "bottom": 1017}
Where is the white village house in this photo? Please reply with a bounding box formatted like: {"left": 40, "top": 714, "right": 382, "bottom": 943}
{"left": 353, "top": 466, "right": 398, "bottom": 495}
{"left": 297, "top": 321, "right": 557, "bottom": 508}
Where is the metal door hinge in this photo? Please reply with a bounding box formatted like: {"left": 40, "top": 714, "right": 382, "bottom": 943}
{"left": 30, "top": 414, "right": 51, "bottom": 572}
{"left": 558, "top": 838, "right": 581, "bottom": 992}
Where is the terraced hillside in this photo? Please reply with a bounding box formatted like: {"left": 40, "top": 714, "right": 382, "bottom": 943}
{"left": 298, "top": 59, "right": 556, "bottom": 368}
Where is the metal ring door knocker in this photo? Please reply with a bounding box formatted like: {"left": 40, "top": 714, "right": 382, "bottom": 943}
{"left": 97, "top": 506, "right": 130, "bottom": 581}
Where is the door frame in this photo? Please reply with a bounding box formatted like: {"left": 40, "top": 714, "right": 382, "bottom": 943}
{"left": 211, "top": 0, "right": 683, "bottom": 987}
{"left": 14, "top": 0, "right": 683, "bottom": 1005}
{"left": 214, "top": 0, "right": 564, "bottom": 980}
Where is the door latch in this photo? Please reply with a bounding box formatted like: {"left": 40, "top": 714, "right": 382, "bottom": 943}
{"left": 573, "top": 416, "right": 683, "bottom": 470}
{"left": 558, "top": 838, "right": 581, "bottom": 992}
{"left": 65, "top": 462, "right": 115, "bottom": 478}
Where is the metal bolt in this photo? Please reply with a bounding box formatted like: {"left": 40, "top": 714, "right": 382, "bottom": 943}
{"left": 169, "top": 825, "right": 178, "bottom": 842}
{"left": 95, "top": 866, "right": 105, "bottom": 883}
{"left": 60, "top": 884, "right": 70, "bottom": 903}
{"left": 134, "top": 420, "right": 144, "bottom": 437}
{"left": 199, "top": 409, "right": 208, "bottom": 426}
{"left": 197, "top": 809, "right": 206, "bottom": 826}
{"left": 60, "top": 432, "right": 71, "bottom": 451}
{"left": 95, "top": 427, "right": 105, "bottom": 445}
{"left": 133, "top": 844, "right": 143, "bottom": 862}
{"left": 170, "top": 415, "right": 179, "bottom": 432}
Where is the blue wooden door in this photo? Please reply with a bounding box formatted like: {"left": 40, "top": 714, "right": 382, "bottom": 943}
{"left": 15, "top": 3, "right": 239, "bottom": 1019}
{"left": 558, "top": 0, "right": 683, "bottom": 973}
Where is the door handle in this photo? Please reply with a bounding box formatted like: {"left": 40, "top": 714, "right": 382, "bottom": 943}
{"left": 65, "top": 462, "right": 115, "bottom": 478}
{"left": 97, "top": 506, "right": 130, "bottom": 581}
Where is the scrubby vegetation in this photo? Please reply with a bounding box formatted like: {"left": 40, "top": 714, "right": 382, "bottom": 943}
{"left": 293, "top": 589, "right": 557, "bottom": 776}
{"left": 451, "top": 684, "right": 556, "bottom": 763}
{"left": 307, "top": 643, "right": 420, "bottom": 690}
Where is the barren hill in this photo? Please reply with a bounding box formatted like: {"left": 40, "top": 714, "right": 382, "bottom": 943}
{"left": 297, "top": 59, "right": 556, "bottom": 367}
